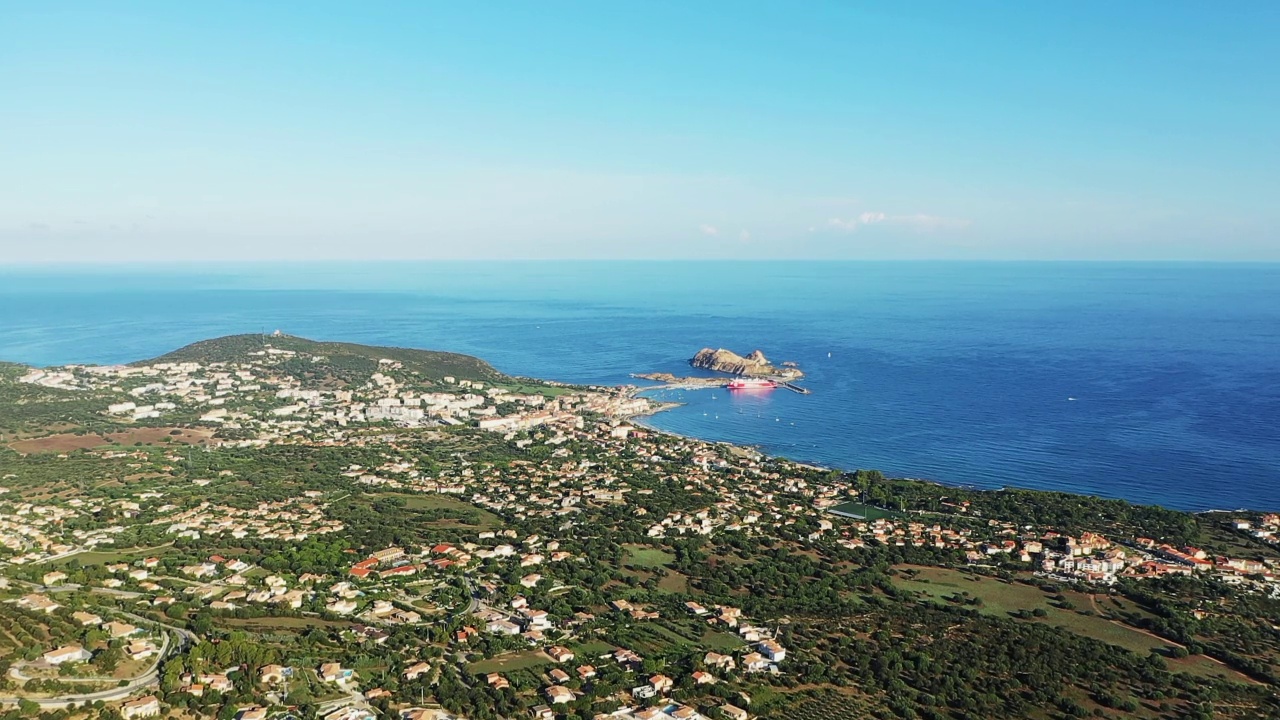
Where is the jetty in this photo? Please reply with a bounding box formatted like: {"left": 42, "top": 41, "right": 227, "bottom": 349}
{"left": 629, "top": 372, "right": 812, "bottom": 394}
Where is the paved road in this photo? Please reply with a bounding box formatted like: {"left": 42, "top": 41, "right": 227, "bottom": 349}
{"left": 0, "top": 632, "right": 171, "bottom": 709}
{"left": 1, "top": 557, "right": 202, "bottom": 707}
{"left": 92, "top": 586, "right": 145, "bottom": 600}
{"left": 31, "top": 548, "right": 88, "bottom": 566}
{"left": 38, "top": 582, "right": 145, "bottom": 601}
{"left": 0, "top": 610, "right": 196, "bottom": 709}
{"left": 316, "top": 681, "right": 371, "bottom": 718}
{"left": 463, "top": 577, "right": 480, "bottom": 615}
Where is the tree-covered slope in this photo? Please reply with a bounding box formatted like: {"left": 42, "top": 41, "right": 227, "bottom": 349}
{"left": 139, "top": 333, "right": 506, "bottom": 383}
{"left": 0, "top": 362, "right": 29, "bottom": 381}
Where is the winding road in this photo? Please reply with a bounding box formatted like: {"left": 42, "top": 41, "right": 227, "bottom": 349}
{"left": 0, "top": 609, "right": 196, "bottom": 709}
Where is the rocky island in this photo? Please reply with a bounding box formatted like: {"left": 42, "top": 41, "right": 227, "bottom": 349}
{"left": 690, "top": 347, "right": 803, "bottom": 378}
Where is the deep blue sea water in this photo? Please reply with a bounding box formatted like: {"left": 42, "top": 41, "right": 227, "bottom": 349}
{"left": 1, "top": 261, "right": 1277, "bottom": 512}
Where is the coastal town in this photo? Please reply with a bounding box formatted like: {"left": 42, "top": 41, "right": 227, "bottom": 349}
{"left": 9, "top": 1, "right": 1280, "bottom": 719}
{"left": 0, "top": 335, "right": 1278, "bottom": 720}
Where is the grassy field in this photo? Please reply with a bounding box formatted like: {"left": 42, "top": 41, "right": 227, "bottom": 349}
{"left": 828, "top": 501, "right": 897, "bottom": 521}
{"left": 1167, "top": 655, "right": 1262, "bottom": 683}
{"left": 622, "top": 544, "right": 676, "bottom": 568}
{"left": 468, "top": 650, "right": 552, "bottom": 674}
{"left": 891, "top": 565, "right": 1245, "bottom": 681}
{"left": 657, "top": 570, "right": 689, "bottom": 593}
{"left": 764, "top": 688, "right": 878, "bottom": 720}
{"left": 702, "top": 629, "right": 747, "bottom": 651}
{"left": 49, "top": 544, "right": 175, "bottom": 567}
{"left": 624, "top": 623, "right": 698, "bottom": 655}
{"left": 643, "top": 622, "right": 702, "bottom": 647}
{"left": 389, "top": 492, "right": 503, "bottom": 530}
{"left": 218, "top": 616, "right": 356, "bottom": 633}
{"left": 572, "top": 640, "right": 616, "bottom": 657}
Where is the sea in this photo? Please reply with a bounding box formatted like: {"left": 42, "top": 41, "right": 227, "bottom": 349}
{"left": 1, "top": 261, "right": 1277, "bottom": 513}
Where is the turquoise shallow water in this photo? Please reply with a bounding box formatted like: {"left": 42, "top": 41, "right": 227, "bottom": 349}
{"left": 1, "top": 261, "right": 1277, "bottom": 511}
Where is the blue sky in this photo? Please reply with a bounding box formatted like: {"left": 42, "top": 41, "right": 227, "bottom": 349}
{"left": 2, "top": 1, "right": 1278, "bottom": 261}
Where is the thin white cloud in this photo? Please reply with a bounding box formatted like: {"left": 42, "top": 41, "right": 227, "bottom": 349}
{"left": 699, "top": 224, "right": 720, "bottom": 236}
{"left": 826, "top": 212, "right": 969, "bottom": 233}
{"left": 739, "top": 229, "right": 751, "bottom": 242}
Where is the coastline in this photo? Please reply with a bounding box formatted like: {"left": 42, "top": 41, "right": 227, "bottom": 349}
{"left": 627, "top": 387, "right": 748, "bottom": 446}
{"left": 4, "top": 262, "right": 1277, "bottom": 512}
{"left": 6, "top": 331, "right": 1274, "bottom": 514}
{"left": 627, "top": 386, "right": 824, "bottom": 468}
{"left": 627, "top": 400, "right": 1048, "bottom": 507}
{"left": 624, "top": 384, "right": 1270, "bottom": 514}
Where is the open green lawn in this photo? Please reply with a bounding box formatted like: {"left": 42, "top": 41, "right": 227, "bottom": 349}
{"left": 49, "top": 544, "right": 174, "bottom": 567}
{"left": 892, "top": 565, "right": 1246, "bottom": 682}
{"left": 1167, "top": 655, "right": 1264, "bottom": 684}
{"left": 622, "top": 544, "right": 676, "bottom": 568}
{"left": 572, "top": 639, "right": 616, "bottom": 657}
{"left": 828, "top": 501, "right": 897, "bottom": 521}
{"left": 626, "top": 625, "right": 687, "bottom": 655}
{"left": 702, "top": 629, "right": 747, "bottom": 651}
{"left": 657, "top": 570, "right": 688, "bottom": 593}
{"left": 468, "top": 650, "right": 552, "bottom": 674}
{"left": 218, "top": 616, "right": 356, "bottom": 633}
{"left": 384, "top": 492, "right": 502, "bottom": 530}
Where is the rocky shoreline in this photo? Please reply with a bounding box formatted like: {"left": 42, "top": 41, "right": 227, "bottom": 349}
{"left": 689, "top": 347, "right": 803, "bottom": 378}
{"left": 630, "top": 372, "right": 723, "bottom": 386}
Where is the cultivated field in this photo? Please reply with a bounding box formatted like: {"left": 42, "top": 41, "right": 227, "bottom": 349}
{"left": 891, "top": 565, "right": 1248, "bottom": 681}
{"left": 468, "top": 650, "right": 552, "bottom": 674}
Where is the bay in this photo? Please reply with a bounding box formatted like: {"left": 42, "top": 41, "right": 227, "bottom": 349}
{"left": 1, "top": 260, "right": 1277, "bottom": 512}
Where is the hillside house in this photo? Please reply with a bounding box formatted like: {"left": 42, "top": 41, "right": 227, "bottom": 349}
{"left": 44, "top": 645, "right": 92, "bottom": 665}
{"left": 120, "top": 695, "right": 161, "bottom": 719}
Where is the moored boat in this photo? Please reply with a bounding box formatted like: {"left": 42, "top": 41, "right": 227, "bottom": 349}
{"left": 725, "top": 378, "right": 778, "bottom": 390}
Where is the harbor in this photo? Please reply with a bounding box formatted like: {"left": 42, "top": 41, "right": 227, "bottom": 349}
{"left": 629, "top": 373, "right": 811, "bottom": 394}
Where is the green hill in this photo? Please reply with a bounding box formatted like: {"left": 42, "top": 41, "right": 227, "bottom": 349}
{"left": 139, "top": 334, "right": 506, "bottom": 383}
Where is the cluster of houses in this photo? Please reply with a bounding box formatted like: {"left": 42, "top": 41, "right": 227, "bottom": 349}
{"left": 461, "top": 596, "right": 780, "bottom": 720}
{"left": 815, "top": 498, "right": 1280, "bottom": 589}
{"left": 1231, "top": 514, "right": 1280, "bottom": 545}
{"left": 478, "top": 593, "right": 557, "bottom": 643}
{"left": 24, "top": 345, "right": 648, "bottom": 444}
{"left": 588, "top": 702, "right": 748, "bottom": 720}
{"left": 163, "top": 496, "right": 344, "bottom": 543}
{"left": 18, "top": 368, "right": 84, "bottom": 390}
{"left": 0, "top": 495, "right": 124, "bottom": 565}
{"left": 9, "top": 594, "right": 163, "bottom": 676}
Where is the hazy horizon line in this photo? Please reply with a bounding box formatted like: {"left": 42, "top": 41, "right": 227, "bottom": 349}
{"left": 4, "top": 258, "right": 1280, "bottom": 269}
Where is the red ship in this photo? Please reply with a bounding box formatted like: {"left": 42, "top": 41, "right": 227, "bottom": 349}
{"left": 725, "top": 378, "right": 778, "bottom": 390}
